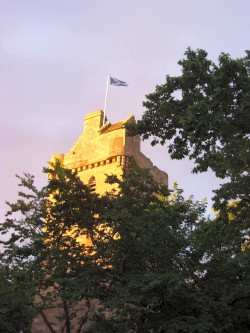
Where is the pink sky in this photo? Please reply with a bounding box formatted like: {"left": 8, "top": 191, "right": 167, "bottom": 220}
{"left": 0, "top": 0, "right": 249, "bottom": 222}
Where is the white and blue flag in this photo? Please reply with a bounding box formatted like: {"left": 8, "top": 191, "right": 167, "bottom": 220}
{"left": 103, "top": 75, "right": 128, "bottom": 125}
{"left": 110, "top": 77, "right": 128, "bottom": 86}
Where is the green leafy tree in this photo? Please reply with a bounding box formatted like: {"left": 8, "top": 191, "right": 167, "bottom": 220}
{"left": 0, "top": 162, "right": 102, "bottom": 333}
{"left": 91, "top": 161, "right": 214, "bottom": 333}
{"left": 128, "top": 48, "right": 249, "bottom": 178}
{"left": 0, "top": 172, "right": 46, "bottom": 333}
{"left": 0, "top": 264, "right": 35, "bottom": 333}
{"left": 193, "top": 216, "right": 250, "bottom": 332}
{"left": 2, "top": 159, "right": 250, "bottom": 333}
{"left": 125, "top": 49, "right": 250, "bottom": 332}
{"left": 90, "top": 161, "right": 250, "bottom": 332}
{"left": 128, "top": 48, "right": 250, "bottom": 215}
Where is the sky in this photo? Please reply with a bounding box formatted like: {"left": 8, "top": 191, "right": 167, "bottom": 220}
{"left": 0, "top": 0, "right": 249, "bottom": 222}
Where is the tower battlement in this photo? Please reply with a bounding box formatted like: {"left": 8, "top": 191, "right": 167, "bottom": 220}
{"left": 51, "top": 110, "right": 168, "bottom": 194}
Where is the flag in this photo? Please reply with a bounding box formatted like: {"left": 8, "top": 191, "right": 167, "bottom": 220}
{"left": 110, "top": 77, "right": 128, "bottom": 86}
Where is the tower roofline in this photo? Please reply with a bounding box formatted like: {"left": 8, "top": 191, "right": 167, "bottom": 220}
{"left": 50, "top": 110, "right": 168, "bottom": 190}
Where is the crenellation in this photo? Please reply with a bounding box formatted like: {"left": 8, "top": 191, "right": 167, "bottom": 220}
{"left": 50, "top": 110, "right": 168, "bottom": 195}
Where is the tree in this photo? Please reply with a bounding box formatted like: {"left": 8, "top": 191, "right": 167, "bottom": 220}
{"left": 0, "top": 264, "right": 35, "bottom": 333}
{"left": 90, "top": 161, "right": 214, "bottom": 333}
{"left": 193, "top": 215, "right": 250, "bottom": 333}
{"left": 0, "top": 172, "right": 46, "bottom": 333}
{"left": 2, "top": 159, "right": 250, "bottom": 332}
{"left": 128, "top": 48, "right": 249, "bottom": 178}
{"left": 89, "top": 161, "right": 250, "bottom": 332}
{"left": 125, "top": 49, "right": 250, "bottom": 331}
{"left": 127, "top": 48, "right": 250, "bottom": 223}
{"left": 0, "top": 162, "right": 102, "bottom": 333}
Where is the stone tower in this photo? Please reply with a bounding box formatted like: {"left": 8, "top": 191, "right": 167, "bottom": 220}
{"left": 32, "top": 110, "right": 168, "bottom": 332}
{"left": 51, "top": 109, "right": 168, "bottom": 193}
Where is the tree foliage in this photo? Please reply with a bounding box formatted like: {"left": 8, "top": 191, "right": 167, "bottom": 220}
{"left": 0, "top": 172, "right": 46, "bottom": 333}
{"left": 0, "top": 162, "right": 101, "bottom": 333}
{"left": 0, "top": 264, "right": 35, "bottom": 333}
{"left": 128, "top": 48, "right": 250, "bottom": 225}
{"left": 91, "top": 164, "right": 208, "bottom": 332}
{"left": 90, "top": 162, "right": 250, "bottom": 332}
{"left": 128, "top": 48, "right": 250, "bottom": 178}
{"left": 1, "top": 158, "right": 250, "bottom": 332}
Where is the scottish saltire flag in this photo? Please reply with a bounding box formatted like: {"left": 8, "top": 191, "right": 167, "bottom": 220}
{"left": 110, "top": 77, "right": 128, "bottom": 86}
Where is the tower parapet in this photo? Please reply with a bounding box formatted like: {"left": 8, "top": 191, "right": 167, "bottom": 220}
{"left": 51, "top": 110, "right": 168, "bottom": 194}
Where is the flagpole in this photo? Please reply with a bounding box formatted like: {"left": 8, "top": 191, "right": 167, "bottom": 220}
{"left": 103, "top": 74, "right": 110, "bottom": 126}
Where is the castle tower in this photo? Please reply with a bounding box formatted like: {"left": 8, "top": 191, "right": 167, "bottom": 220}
{"left": 51, "top": 109, "right": 168, "bottom": 193}
{"left": 32, "top": 110, "right": 168, "bottom": 332}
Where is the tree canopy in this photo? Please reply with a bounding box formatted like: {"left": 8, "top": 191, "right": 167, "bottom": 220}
{"left": 128, "top": 48, "right": 250, "bottom": 221}
{"left": 128, "top": 48, "right": 250, "bottom": 180}
{"left": 0, "top": 163, "right": 101, "bottom": 333}
{"left": 90, "top": 162, "right": 250, "bottom": 333}
{"left": 1, "top": 160, "right": 250, "bottom": 332}
{"left": 0, "top": 264, "right": 35, "bottom": 333}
